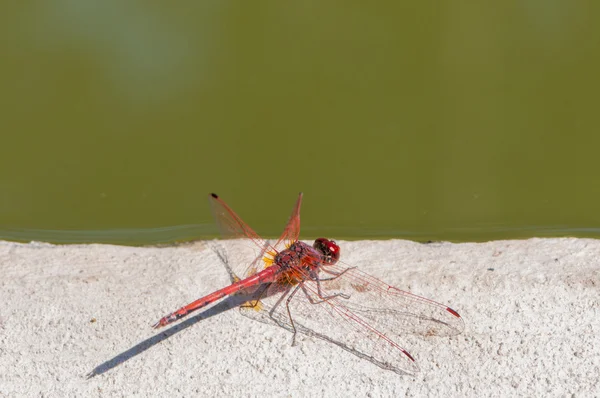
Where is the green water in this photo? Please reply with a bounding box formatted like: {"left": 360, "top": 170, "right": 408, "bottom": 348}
{"left": 1, "top": 3, "right": 599, "bottom": 244}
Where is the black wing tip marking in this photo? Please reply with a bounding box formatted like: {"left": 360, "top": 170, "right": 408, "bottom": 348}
{"left": 446, "top": 307, "right": 461, "bottom": 318}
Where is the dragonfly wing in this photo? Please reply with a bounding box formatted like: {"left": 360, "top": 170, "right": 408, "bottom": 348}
{"left": 208, "top": 193, "right": 275, "bottom": 279}
{"left": 245, "top": 273, "right": 419, "bottom": 375}
{"left": 240, "top": 262, "right": 463, "bottom": 375}
{"left": 271, "top": 192, "right": 303, "bottom": 251}
{"left": 209, "top": 193, "right": 269, "bottom": 249}
{"left": 209, "top": 193, "right": 304, "bottom": 280}
{"left": 322, "top": 263, "right": 465, "bottom": 337}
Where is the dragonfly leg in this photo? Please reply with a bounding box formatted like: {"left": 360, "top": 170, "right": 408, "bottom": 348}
{"left": 317, "top": 271, "right": 351, "bottom": 301}
{"left": 301, "top": 275, "right": 350, "bottom": 305}
{"left": 319, "top": 266, "right": 356, "bottom": 281}
{"left": 278, "top": 272, "right": 351, "bottom": 347}
{"left": 284, "top": 284, "right": 303, "bottom": 346}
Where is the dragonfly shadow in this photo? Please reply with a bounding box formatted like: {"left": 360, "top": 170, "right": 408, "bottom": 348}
{"left": 86, "top": 293, "right": 253, "bottom": 379}
{"left": 87, "top": 243, "right": 258, "bottom": 379}
{"left": 241, "top": 306, "right": 419, "bottom": 377}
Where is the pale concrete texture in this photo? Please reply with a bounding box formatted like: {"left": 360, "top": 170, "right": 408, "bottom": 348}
{"left": 0, "top": 238, "right": 597, "bottom": 397}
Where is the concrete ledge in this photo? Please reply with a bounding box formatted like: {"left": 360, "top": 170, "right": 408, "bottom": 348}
{"left": 0, "top": 238, "right": 597, "bottom": 396}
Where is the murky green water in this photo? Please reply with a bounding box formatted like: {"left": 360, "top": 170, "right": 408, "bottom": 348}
{"left": 1, "top": 3, "right": 599, "bottom": 244}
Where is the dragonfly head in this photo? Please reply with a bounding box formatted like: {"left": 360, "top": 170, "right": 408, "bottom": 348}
{"left": 313, "top": 238, "right": 340, "bottom": 265}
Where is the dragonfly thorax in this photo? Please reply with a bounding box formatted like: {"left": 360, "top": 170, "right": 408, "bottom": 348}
{"left": 274, "top": 239, "right": 340, "bottom": 270}
{"left": 272, "top": 240, "right": 340, "bottom": 286}
{"left": 274, "top": 241, "right": 321, "bottom": 270}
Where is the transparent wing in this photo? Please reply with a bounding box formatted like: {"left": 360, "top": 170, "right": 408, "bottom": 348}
{"left": 208, "top": 193, "right": 269, "bottom": 249}
{"left": 271, "top": 192, "right": 302, "bottom": 250}
{"left": 240, "top": 261, "right": 464, "bottom": 375}
{"left": 208, "top": 193, "right": 303, "bottom": 279}
{"left": 319, "top": 262, "right": 464, "bottom": 337}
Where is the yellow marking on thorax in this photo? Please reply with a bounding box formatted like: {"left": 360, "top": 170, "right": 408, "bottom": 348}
{"left": 276, "top": 263, "right": 311, "bottom": 286}
{"left": 262, "top": 249, "right": 277, "bottom": 269}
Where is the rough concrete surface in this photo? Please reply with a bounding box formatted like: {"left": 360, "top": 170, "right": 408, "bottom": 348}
{"left": 0, "top": 238, "right": 598, "bottom": 397}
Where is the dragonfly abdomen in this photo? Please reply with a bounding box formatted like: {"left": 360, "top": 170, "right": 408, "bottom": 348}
{"left": 153, "top": 265, "right": 280, "bottom": 328}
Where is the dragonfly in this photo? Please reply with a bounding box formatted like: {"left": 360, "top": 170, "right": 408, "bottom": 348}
{"left": 153, "top": 193, "right": 464, "bottom": 375}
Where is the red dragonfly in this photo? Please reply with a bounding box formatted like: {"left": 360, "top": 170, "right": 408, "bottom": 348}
{"left": 153, "top": 193, "right": 464, "bottom": 375}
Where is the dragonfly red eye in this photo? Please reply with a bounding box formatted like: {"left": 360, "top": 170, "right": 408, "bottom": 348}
{"left": 313, "top": 238, "right": 340, "bottom": 265}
